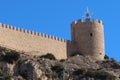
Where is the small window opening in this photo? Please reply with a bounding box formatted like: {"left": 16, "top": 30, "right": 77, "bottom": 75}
{"left": 99, "top": 53, "right": 102, "bottom": 55}
{"left": 90, "top": 33, "right": 93, "bottom": 37}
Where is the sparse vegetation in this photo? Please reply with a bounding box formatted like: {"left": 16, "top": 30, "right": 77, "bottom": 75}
{"left": 0, "top": 47, "right": 7, "bottom": 53}
{"left": 0, "top": 46, "right": 118, "bottom": 80}
{"left": 73, "top": 69, "right": 85, "bottom": 75}
{"left": 73, "top": 69, "right": 116, "bottom": 79}
{"left": 85, "top": 69, "right": 116, "bottom": 79}
{"left": 59, "top": 59, "right": 65, "bottom": 62}
{"left": 111, "top": 58, "right": 116, "bottom": 62}
{"left": 0, "top": 47, "right": 20, "bottom": 64}
{"left": 51, "top": 64, "right": 64, "bottom": 78}
{"left": 39, "top": 53, "right": 56, "bottom": 60}
{"left": 104, "top": 54, "right": 109, "bottom": 59}
{"left": 0, "top": 69, "right": 11, "bottom": 80}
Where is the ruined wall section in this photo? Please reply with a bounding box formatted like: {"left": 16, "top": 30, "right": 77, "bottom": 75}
{"left": 0, "top": 23, "right": 67, "bottom": 59}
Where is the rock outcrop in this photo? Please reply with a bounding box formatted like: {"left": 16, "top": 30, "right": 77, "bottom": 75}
{"left": 0, "top": 47, "right": 120, "bottom": 80}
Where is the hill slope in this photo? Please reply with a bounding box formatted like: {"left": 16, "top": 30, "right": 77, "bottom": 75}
{"left": 0, "top": 46, "right": 120, "bottom": 80}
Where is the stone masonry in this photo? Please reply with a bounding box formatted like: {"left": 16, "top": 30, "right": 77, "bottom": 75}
{"left": 0, "top": 16, "right": 105, "bottom": 60}
{"left": 70, "top": 18, "right": 105, "bottom": 60}
{"left": 0, "top": 23, "right": 67, "bottom": 59}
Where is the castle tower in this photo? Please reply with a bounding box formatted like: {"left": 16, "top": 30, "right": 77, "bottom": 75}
{"left": 70, "top": 9, "right": 105, "bottom": 60}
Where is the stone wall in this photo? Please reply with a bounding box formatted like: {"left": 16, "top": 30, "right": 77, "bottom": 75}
{"left": 70, "top": 19, "right": 105, "bottom": 60}
{"left": 0, "top": 23, "right": 67, "bottom": 59}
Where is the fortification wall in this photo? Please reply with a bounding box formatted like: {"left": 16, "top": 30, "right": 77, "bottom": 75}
{"left": 71, "top": 19, "right": 105, "bottom": 60}
{"left": 0, "top": 23, "right": 67, "bottom": 59}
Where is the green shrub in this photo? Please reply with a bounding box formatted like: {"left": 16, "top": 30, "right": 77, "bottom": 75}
{"left": 72, "top": 69, "right": 116, "bottom": 79}
{"left": 73, "top": 69, "right": 86, "bottom": 76}
{"left": 40, "top": 53, "right": 56, "bottom": 60}
{"left": 0, "top": 46, "right": 20, "bottom": 64}
{"left": 59, "top": 59, "right": 65, "bottom": 62}
{"left": 85, "top": 70, "right": 96, "bottom": 77}
{"left": 0, "top": 47, "right": 7, "bottom": 53}
{"left": 104, "top": 54, "right": 109, "bottom": 59}
{"left": 84, "top": 69, "right": 116, "bottom": 79}
{"left": 0, "top": 70, "right": 11, "bottom": 80}
{"left": 111, "top": 58, "right": 116, "bottom": 62}
{"left": 1, "top": 50, "right": 20, "bottom": 64}
{"left": 51, "top": 64, "right": 64, "bottom": 73}
{"left": 51, "top": 64, "right": 64, "bottom": 78}
{"left": 50, "top": 72, "right": 58, "bottom": 79}
{"left": 96, "top": 70, "right": 116, "bottom": 79}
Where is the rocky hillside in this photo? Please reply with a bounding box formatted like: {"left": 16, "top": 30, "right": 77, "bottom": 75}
{"left": 0, "top": 46, "right": 120, "bottom": 80}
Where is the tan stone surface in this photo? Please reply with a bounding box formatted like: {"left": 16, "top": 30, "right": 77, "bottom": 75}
{"left": 71, "top": 19, "right": 105, "bottom": 60}
{"left": 0, "top": 18, "right": 105, "bottom": 60}
{"left": 0, "top": 23, "right": 67, "bottom": 59}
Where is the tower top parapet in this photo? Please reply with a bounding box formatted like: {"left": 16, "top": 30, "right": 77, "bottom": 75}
{"left": 71, "top": 8, "right": 103, "bottom": 26}
{"left": 71, "top": 19, "right": 103, "bottom": 27}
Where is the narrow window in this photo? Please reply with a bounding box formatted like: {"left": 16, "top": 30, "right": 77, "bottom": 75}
{"left": 99, "top": 53, "right": 102, "bottom": 55}
{"left": 90, "top": 33, "right": 93, "bottom": 37}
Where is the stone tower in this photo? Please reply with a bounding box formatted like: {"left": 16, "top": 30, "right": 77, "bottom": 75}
{"left": 70, "top": 10, "right": 105, "bottom": 60}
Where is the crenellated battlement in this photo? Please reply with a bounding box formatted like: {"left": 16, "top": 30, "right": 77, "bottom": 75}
{"left": 0, "top": 13, "right": 105, "bottom": 60}
{"left": 0, "top": 23, "right": 66, "bottom": 43}
{"left": 93, "top": 19, "right": 103, "bottom": 25}
{"left": 71, "top": 17, "right": 105, "bottom": 60}
{"left": 71, "top": 19, "right": 103, "bottom": 27}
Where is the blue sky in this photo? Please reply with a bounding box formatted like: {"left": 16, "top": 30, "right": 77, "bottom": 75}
{"left": 0, "top": 0, "right": 120, "bottom": 61}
